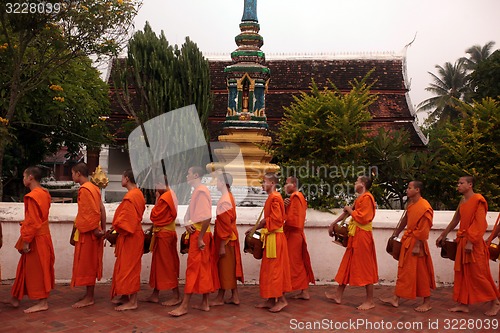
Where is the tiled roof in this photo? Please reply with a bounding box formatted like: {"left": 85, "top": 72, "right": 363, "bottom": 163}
{"left": 108, "top": 56, "right": 427, "bottom": 148}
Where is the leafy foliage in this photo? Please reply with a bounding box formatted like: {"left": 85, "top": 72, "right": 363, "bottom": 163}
{"left": 0, "top": 0, "right": 141, "bottom": 200}
{"left": 274, "top": 72, "right": 377, "bottom": 210}
{"left": 112, "top": 22, "right": 213, "bottom": 203}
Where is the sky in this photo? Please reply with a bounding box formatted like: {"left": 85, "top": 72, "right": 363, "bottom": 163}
{"left": 132, "top": 0, "right": 499, "bottom": 122}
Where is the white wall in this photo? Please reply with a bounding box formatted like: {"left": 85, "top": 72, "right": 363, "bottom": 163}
{"left": 1, "top": 203, "right": 498, "bottom": 286}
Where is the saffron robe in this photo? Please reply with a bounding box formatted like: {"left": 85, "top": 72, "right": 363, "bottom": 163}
{"left": 71, "top": 182, "right": 104, "bottom": 287}
{"left": 184, "top": 185, "right": 214, "bottom": 294}
{"left": 149, "top": 189, "right": 179, "bottom": 291}
{"left": 453, "top": 194, "right": 500, "bottom": 304}
{"left": 259, "top": 191, "right": 292, "bottom": 298}
{"left": 211, "top": 192, "right": 244, "bottom": 290}
{"left": 111, "top": 188, "right": 146, "bottom": 297}
{"left": 284, "top": 191, "right": 315, "bottom": 291}
{"left": 335, "top": 191, "right": 378, "bottom": 286}
{"left": 395, "top": 197, "right": 436, "bottom": 299}
{"left": 11, "top": 187, "right": 55, "bottom": 300}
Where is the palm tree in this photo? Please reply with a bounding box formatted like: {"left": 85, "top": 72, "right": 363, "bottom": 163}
{"left": 417, "top": 59, "right": 469, "bottom": 124}
{"left": 462, "top": 41, "right": 496, "bottom": 70}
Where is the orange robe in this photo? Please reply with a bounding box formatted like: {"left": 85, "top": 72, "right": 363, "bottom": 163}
{"left": 284, "top": 191, "right": 315, "bottom": 291}
{"left": 149, "top": 189, "right": 179, "bottom": 291}
{"left": 11, "top": 187, "right": 55, "bottom": 300}
{"left": 184, "top": 185, "right": 214, "bottom": 294}
{"left": 260, "top": 191, "right": 292, "bottom": 298}
{"left": 111, "top": 188, "right": 146, "bottom": 297}
{"left": 335, "top": 191, "right": 378, "bottom": 286}
{"left": 211, "top": 192, "right": 244, "bottom": 290}
{"left": 71, "top": 182, "right": 104, "bottom": 287}
{"left": 453, "top": 194, "right": 500, "bottom": 304}
{"left": 395, "top": 197, "right": 436, "bottom": 299}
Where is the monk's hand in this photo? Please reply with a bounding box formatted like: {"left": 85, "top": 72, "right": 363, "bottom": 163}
{"left": 465, "top": 240, "right": 473, "bottom": 253}
{"left": 186, "top": 224, "right": 195, "bottom": 234}
{"left": 435, "top": 234, "right": 444, "bottom": 248}
{"left": 412, "top": 240, "right": 422, "bottom": 256}
{"left": 219, "top": 244, "right": 226, "bottom": 257}
{"left": 22, "top": 242, "right": 30, "bottom": 254}
{"left": 198, "top": 238, "right": 206, "bottom": 250}
{"left": 245, "top": 227, "right": 253, "bottom": 236}
{"left": 328, "top": 222, "right": 336, "bottom": 237}
{"left": 93, "top": 228, "right": 104, "bottom": 239}
{"left": 284, "top": 198, "right": 291, "bottom": 207}
{"left": 343, "top": 206, "right": 353, "bottom": 215}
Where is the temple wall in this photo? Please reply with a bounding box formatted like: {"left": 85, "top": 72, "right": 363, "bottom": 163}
{"left": 1, "top": 203, "right": 498, "bottom": 286}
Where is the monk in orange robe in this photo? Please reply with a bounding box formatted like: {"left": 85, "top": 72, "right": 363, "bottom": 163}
{"left": 145, "top": 178, "right": 181, "bottom": 306}
{"left": 486, "top": 213, "right": 500, "bottom": 292}
{"left": 436, "top": 176, "right": 500, "bottom": 316}
{"left": 169, "top": 166, "right": 214, "bottom": 317}
{"left": 250, "top": 172, "right": 292, "bottom": 313}
{"left": 283, "top": 176, "right": 315, "bottom": 300}
{"left": 210, "top": 172, "right": 244, "bottom": 306}
{"left": 110, "top": 169, "right": 146, "bottom": 311}
{"left": 70, "top": 162, "right": 106, "bottom": 308}
{"left": 327, "top": 175, "right": 378, "bottom": 310}
{"left": 8, "top": 166, "right": 55, "bottom": 313}
{"left": 380, "top": 180, "right": 436, "bottom": 312}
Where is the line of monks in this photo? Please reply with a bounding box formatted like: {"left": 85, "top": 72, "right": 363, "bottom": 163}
{"left": 1, "top": 164, "right": 499, "bottom": 317}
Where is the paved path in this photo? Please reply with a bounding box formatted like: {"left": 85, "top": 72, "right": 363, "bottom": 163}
{"left": 0, "top": 283, "right": 498, "bottom": 332}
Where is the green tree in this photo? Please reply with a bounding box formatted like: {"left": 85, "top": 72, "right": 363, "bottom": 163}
{"left": 274, "top": 73, "right": 377, "bottom": 210}
{"left": 417, "top": 60, "right": 470, "bottom": 125}
{"left": 112, "top": 22, "right": 213, "bottom": 203}
{"left": 0, "top": 0, "right": 141, "bottom": 200}
{"left": 430, "top": 98, "right": 500, "bottom": 210}
{"left": 469, "top": 49, "right": 500, "bottom": 101}
{"left": 462, "top": 41, "right": 496, "bottom": 71}
{"left": 366, "top": 128, "right": 417, "bottom": 209}
{"left": 3, "top": 56, "right": 110, "bottom": 201}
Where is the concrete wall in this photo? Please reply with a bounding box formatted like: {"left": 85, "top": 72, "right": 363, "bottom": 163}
{"left": 1, "top": 203, "right": 498, "bottom": 286}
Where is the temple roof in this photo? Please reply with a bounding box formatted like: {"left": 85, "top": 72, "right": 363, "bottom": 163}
{"left": 208, "top": 54, "right": 427, "bottom": 148}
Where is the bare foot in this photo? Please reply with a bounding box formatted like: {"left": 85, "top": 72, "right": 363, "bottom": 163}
{"left": 114, "top": 301, "right": 138, "bottom": 311}
{"left": 415, "top": 304, "right": 432, "bottom": 312}
{"left": 111, "top": 295, "right": 129, "bottom": 305}
{"left": 209, "top": 299, "right": 225, "bottom": 306}
{"left": 169, "top": 306, "right": 188, "bottom": 317}
{"left": 380, "top": 296, "right": 399, "bottom": 308}
{"left": 325, "top": 290, "right": 341, "bottom": 304}
{"left": 225, "top": 296, "right": 240, "bottom": 305}
{"left": 448, "top": 304, "right": 469, "bottom": 313}
{"left": 24, "top": 300, "right": 49, "bottom": 314}
{"left": 357, "top": 301, "right": 375, "bottom": 310}
{"left": 192, "top": 303, "right": 210, "bottom": 312}
{"left": 291, "top": 291, "right": 310, "bottom": 300}
{"left": 484, "top": 301, "right": 500, "bottom": 316}
{"left": 72, "top": 297, "right": 94, "bottom": 308}
{"left": 269, "top": 299, "right": 288, "bottom": 313}
{"left": 161, "top": 298, "right": 182, "bottom": 306}
{"left": 2, "top": 298, "right": 20, "bottom": 308}
{"left": 142, "top": 295, "right": 159, "bottom": 303}
{"left": 255, "top": 299, "right": 274, "bottom": 309}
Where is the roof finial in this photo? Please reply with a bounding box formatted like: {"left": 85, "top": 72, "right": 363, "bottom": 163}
{"left": 242, "top": 0, "right": 258, "bottom": 22}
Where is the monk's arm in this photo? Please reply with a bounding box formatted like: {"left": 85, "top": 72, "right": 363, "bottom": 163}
{"left": 466, "top": 202, "right": 488, "bottom": 244}
{"left": 21, "top": 197, "right": 43, "bottom": 243}
{"left": 99, "top": 201, "right": 107, "bottom": 234}
{"left": 486, "top": 215, "right": 500, "bottom": 244}
{"left": 197, "top": 218, "right": 212, "bottom": 249}
{"left": 393, "top": 212, "right": 408, "bottom": 237}
{"left": 436, "top": 206, "right": 460, "bottom": 247}
{"left": 349, "top": 196, "right": 373, "bottom": 225}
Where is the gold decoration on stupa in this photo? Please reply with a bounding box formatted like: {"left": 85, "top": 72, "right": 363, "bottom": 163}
{"left": 90, "top": 165, "right": 109, "bottom": 189}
